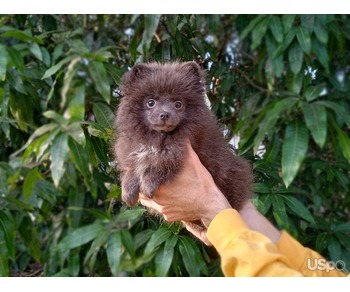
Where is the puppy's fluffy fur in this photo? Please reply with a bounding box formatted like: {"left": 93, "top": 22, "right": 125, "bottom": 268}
{"left": 114, "top": 61, "right": 253, "bottom": 211}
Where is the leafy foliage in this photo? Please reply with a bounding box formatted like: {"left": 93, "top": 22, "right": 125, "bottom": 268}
{"left": 0, "top": 14, "right": 350, "bottom": 276}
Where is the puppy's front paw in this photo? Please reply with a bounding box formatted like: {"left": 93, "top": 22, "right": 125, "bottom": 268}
{"left": 121, "top": 174, "right": 140, "bottom": 206}
{"left": 140, "top": 179, "right": 158, "bottom": 199}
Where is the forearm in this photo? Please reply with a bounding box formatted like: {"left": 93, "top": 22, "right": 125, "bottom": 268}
{"left": 239, "top": 200, "right": 281, "bottom": 244}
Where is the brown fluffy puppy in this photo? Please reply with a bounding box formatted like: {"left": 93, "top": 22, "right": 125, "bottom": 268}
{"left": 114, "top": 61, "right": 253, "bottom": 212}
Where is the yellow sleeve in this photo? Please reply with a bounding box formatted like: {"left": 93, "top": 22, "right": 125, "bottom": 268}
{"left": 277, "top": 231, "right": 348, "bottom": 277}
{"left": 207, "top": 209, "right": 348, "bottom": 277}
{"left": 207, "top": 209, "right": 302, "bottom": 276}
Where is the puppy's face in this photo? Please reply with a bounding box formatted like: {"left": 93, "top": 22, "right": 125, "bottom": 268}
{"left": 144, "top": 97, "right": 185, "bottom": 132}
{"left": 119, "top": 62, "right": 206, "bottom": 133}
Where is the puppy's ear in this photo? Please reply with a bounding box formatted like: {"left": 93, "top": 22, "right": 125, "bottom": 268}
{"left": 181, "top": 61, "right": 205, "bottom": 81}
{"left": 120, "top": 63, "right": 153, "bottom": 96}
{"left": 125, "top": 63, "right": 153, "bottom": 83}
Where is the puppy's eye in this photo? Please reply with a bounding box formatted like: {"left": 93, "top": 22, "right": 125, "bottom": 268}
{"left": 174, "top": 101, "right": 183, "bottom": 109}
{"left": 147, "top": 99, "right": 156, "bottom": 108}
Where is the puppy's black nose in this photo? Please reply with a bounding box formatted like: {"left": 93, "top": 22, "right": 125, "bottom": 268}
{"left": 159, "top": 112, "right": 170, "bottom": 121}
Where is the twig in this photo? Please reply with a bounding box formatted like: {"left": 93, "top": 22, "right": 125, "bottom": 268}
{"left": 235, "top": 67, "right": 269, "bottom": 93}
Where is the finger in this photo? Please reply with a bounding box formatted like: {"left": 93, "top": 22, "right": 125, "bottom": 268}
{"left": 182, "top": 221, "right": 212, "bottom": 246}
{"left": 139, "top": 197, "right": 178, "bottom": 223}
{"left": 138, "top": 196, "right": 159, "bottom": 210}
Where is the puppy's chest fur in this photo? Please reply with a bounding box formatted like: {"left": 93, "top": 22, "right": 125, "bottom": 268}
{"left": 128, "top": 143, "right": 175, "bottom": 177}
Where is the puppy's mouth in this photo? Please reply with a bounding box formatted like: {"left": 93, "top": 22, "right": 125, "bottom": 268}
{"left": 151, "top": 123, "right": 177, "bottom": 132}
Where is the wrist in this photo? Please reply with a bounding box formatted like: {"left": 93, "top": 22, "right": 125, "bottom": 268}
{"left": 201, "top": 185, "right": 232, "bottom": 228}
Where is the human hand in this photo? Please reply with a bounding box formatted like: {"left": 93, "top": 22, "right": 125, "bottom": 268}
{"left": 139, "top": 141, "right": 232, "bottom": 237}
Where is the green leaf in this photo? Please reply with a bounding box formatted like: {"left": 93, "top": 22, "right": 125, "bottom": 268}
{"left": 316, "top": 232, "right": 330, "bottom": 253}
{"left": 254, "top": 183, "right": 271, "bottom": 194}
{"left": 52, "top": 43, "right": 64, "bottom": 65}
{"left": 282, "top": 15, "right": 296, "bottom": 34}
{"left": 2, "top": 197, "right": 34, "bottom": 211}
{"left": 93, "top": 102, "right": 115, "bottom": 130}
{"left": 84, "top": 229, "right": 109, "bottom": 271}
{"left": 312, "top": 37, "right": 329, "bottom": 73}
{"left": 251, "top": 17, "right": 270, "bottom": 50}
{"left": 282, "top": 122, "right": 309, "bottom": 188}
{"left": 87, "top": 123, "right": 108, "bottom": 139}
{"left": 40, "top": 46, "right": 51, "bottom": 67}
{"left": 155, "top": 245, "right": 174, "bottom": 277}
{"left": 288, "top": 41, "right": 304, "bottom": 75}
{"left": 66, "top": 122, "right": 85, "bottom": 146}
{"left": 287, "top": 70, "right": 305, "bottom": 95}
{"left": 314, "top": 17, "right": 328, "bottom": 44}
{"left": 69, "top": 138, "right": 90, "bottom": 178}
{"left": 8, "top": 67, "right": 27, "bottom": 95}
{"left": 144, "top": 228, "right": 172, "bottom": 256}
{"left": 256, "top": 194, "right": 272, "bottom": 215}
{"left": 23, "top": 167, "right": 44, "bottom": 201}
{"left": 0, "top": 168, "right": 8, "bottom": 196}
{"left": 68, "top": 187, "right": 85, "bottom": 229}
{"left": 67, "top": 85, "right": 85, "bottom": 122}
{"left": 7, "top": 47, "right": 24, "bottom": 71}
{"left": 300, "top": 15, "right": 315, "bottom": 31}
{"left": 271, "top": 55, "right": 284, "bottom": 78}
{"left": 68, "top": 250, "right": 80, "bottom": 276}
{"left": 262, "top": 133, "right": 281, "bottom": 163}
{"left": 240, "top": 15, "right": 265, "bottom": 40}
{"left": 137, "top": 14, "right": 161, "bottom": 61}
{"left": 0, "top": 44, "right": 8, "bottom": 81}
{"left": 61, "top": 57, "right": 81, "bottom": 108}
{"left": 42, "top": 56, "right": 72, "bottom": 79}
{"left": 18, "top": 216, "right": 41, "bottom": 262}
{"left": 334, "top": 232, "right": 350, "bottom": 251}
{"left": 134, "top": 229, "right": 153, "bottom": 250}
{"left": 88, "top": 61, "right": 111, "bottom": 103}
{"left": 328, "top": 237, "right": 342, "bottom": 262}
{"left": 58, "top": 222, "right": 106, "bottom": 251}
{"left": 0, "top": 29, "right": 44, "bottom": 44}
{"left": 304, "top": 84, "right": 325, "bottom": 102}
{"left": 270, "top": 195, "right": 289, "bottom": 229}
{"left": 0, "top": 232, "right": 9, "bottom": 276}
{"left": 32, "top": 129, "right": 59, "bottom": 162}
{"left": 90, "top": 136, "right": 109, "bottom": 166}
{"left": 332, "top": 121, "right": 350, "bottom": 163}
{"left": 163, "top": 15, "right": 178, "bottom": 37}
{"left": 33, "top": 180, "right": 60, "bottom": 205}
{"left": 316, "top": 101, "right": 350, "bottom": 127}
{"left": 178, "top": 236, "right": 207, "bottom": 276}
{"left": 0, "top": 211, "right": 15, "bottom": 260}
{"left": 333, "top": 223, "right": 350, "bottom": 233}
{"left": 156, "top": 234, "right": 178, "bottom": 276}
{"left": 254, "top": 98, "right": 298, "bottom": 153}
{"left": 269, "top": 16, "right": 283, "bottom": 43}
{"left": 105, "top": 63, "right": 123, "bottom": 84}
{"left": 29, "top": 42, "right": 43, "bottom": 61}
{"left": 296, "top": 26, "right": 311, "bottom": 54}
{"left": 115, "top": 207, "right": 145, "bottom": 225}
{"left": 106, "top": 231, "right": 122, "bottom": 276}
{"left": 44, "top": 110, "right": 67, "bottom": 125}
{"left": 282, "top": 194, "right": 315, "bottom": 223}
{"left": 50, "top": 132, "right": 69, "bottom": 187}
{"left": 302, "top": 102, "right": 327, "bottom": 149}
{"left": 120, "top": 229, "right": 137, "bottom": 260}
